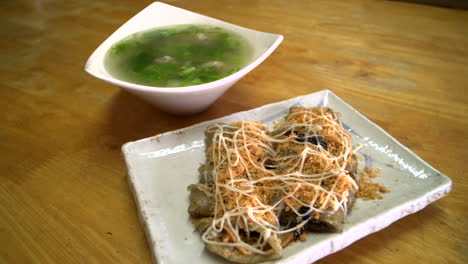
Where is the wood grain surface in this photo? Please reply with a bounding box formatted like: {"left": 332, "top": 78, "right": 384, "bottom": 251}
{"left": 1, "top": 0, "right": 467, "bottom": 263}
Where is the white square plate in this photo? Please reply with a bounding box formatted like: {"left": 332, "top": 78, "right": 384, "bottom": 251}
{"left": 122, "top": 90, "right": 451, "bottom": 264}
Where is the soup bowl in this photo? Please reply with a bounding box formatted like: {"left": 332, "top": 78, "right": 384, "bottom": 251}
{"left": 85, "top": 2, "right": 283, "bottom": 115}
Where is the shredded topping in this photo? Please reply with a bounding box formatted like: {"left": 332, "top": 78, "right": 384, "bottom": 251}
{"left": 200, "top": 107, "right": 359, "bottom": 255}
{"left": 356, "top": 166, "right": 391, "bottom": 200}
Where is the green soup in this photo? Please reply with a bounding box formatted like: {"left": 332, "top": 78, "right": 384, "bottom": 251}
{"left": 104, "top": 24, "right": 252, "bottom": 87}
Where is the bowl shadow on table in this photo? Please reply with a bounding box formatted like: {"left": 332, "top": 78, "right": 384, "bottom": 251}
{"left": 102, "top": 90, "right": 250, "bottom": 147}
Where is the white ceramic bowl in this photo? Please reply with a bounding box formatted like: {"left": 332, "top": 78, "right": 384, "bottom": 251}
{"left": 85, "top": 2, "right": 283, "bottom": 115}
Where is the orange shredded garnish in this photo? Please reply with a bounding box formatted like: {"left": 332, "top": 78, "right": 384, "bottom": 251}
{"left": 199, "top": 107, "right": 361, "bottom": 256}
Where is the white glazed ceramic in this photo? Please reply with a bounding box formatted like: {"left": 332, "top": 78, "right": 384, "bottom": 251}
{"left": 85, "top": 2, "right": 283, "bottom": 115}
{"left": 122, "top": 90, "right": 452, "bottom": 264}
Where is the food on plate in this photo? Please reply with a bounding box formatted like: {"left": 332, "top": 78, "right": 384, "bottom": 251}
{"left": 356, "top": 166, "right": 391, "bottom": 200}
{"left": 187, "top": 106, "right": 366, "bottom": 263}
{"left": 104, "top": 24, "right": 252, "bottom": 87}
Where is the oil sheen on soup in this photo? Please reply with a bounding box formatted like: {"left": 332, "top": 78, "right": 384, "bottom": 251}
{"left": 104, "top": 24, "right": 253, "bottom": 87}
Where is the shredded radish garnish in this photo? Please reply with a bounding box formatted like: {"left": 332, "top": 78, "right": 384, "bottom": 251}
{"left": 199, "top": 107, "right": 357, "bottom": 255}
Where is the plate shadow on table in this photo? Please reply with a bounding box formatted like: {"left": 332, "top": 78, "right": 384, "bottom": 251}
{"left": 323, "top": 203, "right": 449, "bottom": 263}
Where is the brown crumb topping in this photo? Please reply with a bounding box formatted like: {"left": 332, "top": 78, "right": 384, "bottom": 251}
{"left": 356, "top": 166, "right": 390, "bottom": 200}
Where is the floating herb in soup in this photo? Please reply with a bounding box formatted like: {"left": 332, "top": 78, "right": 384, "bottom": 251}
{"left": 104, "top": 24, "right": 253, "bottom": 87}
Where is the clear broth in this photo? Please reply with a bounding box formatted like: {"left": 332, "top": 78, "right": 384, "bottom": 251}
{"left": 104, "top": 24, "right": 252, "bottom": 87}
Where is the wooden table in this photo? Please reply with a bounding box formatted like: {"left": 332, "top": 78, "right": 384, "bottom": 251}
{"left": 1, "top": 0, "right": 467, "bottom": 263}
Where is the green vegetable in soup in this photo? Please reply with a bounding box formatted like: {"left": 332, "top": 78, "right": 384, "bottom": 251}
{"left": 104, "top": 24, "right": 252, "bottom": 87}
